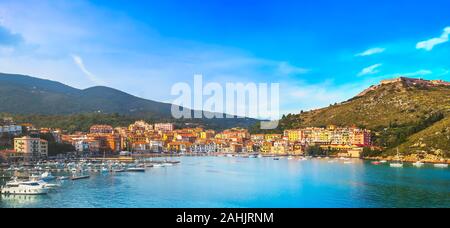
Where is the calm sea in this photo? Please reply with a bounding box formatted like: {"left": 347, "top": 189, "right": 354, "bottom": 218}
{"left": 0, "top": 156, "right": 449, "bottom": 208}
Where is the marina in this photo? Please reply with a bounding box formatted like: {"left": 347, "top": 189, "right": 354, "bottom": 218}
{"left": 0, "top": 156, "right": 448, "bottom": 208}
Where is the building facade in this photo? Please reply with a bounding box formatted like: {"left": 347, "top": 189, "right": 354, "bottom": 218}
{"left": 14, "top": 136, "right": 48, "bottom": 158}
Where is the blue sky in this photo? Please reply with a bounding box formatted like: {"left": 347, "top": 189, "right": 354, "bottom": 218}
{"left": 0, "top": 0, "right": 449, "bottom": 117}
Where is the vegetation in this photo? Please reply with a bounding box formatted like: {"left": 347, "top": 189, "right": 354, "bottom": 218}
{"left": 361, "top": 147, "right": 383, "bottom": 158}
{"left": 388, "top": 116, "right": 450, "bottom": 157}
{"left": 305, "top": 145, "right": 325, "bottom": 156}
{"left": 0, "top": 73, "right": 258, "bottom": 131}
{"left": 251, "top": 80, "right": 450, "bottom": 157}
{"left": 39, "top": 133, "right": 75, "bottom": 156}
{"left": 372, "top": 112, "right": 445, "bottom": 149}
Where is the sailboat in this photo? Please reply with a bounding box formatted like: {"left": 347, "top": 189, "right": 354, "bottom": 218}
{"left": 390, "top": 148, "right": 403, "bottom": 168}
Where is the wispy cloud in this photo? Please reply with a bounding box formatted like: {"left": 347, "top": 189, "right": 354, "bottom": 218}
{"left": 358, "top": 63, "right": 382, "bottom": 76}
{"left": 356, "top": 47, "right": 385, "bottom": 57}
{"left": 277, "top": 62, "right": 309, "bottom": 75}
{"left": 416, "top": 27, "right": 450, "bottom": 51}
{"left": 71, "top": 54, "right": 105, "bottom": 85}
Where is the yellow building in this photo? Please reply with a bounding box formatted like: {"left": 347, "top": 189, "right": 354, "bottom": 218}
{"left": 284, "top": 130, "right": 303, "bottom": 142}
{"left": 14, "top": 136, "right": 48, "bottom": 158}
{"left": 265, "top": 134, "right": 282, "bottom": 141}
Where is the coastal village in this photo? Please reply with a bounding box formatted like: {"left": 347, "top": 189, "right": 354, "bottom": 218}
{"left": 0, "top": 117, "right": 372, "bottom": 161}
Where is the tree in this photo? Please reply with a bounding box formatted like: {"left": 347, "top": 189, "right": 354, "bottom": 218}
{"left": 39, "top": 133, "right": 75, "bottom": 156}
{"left": 361, "top": 147, "right": 383, "bottom": 158}
{"left": 306, "top": 145, "right": 325, "bottom": 156}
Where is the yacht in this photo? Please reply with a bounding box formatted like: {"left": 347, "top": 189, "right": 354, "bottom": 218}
{"left": 380, "top": 160, "right": 388, "bottom": 163}
{"left": 1, "top": 179, "right": 49, "bottom": 195}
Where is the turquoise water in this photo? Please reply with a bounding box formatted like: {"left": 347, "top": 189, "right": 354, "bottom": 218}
{"left": 0, "top": 157, "right": 449, "bottom": 208}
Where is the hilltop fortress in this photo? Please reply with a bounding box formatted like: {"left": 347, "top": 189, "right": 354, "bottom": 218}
{"left": 357, "top": 77, "right": 450, "bottom": 97}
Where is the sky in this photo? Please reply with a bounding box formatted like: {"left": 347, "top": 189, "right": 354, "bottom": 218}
{"left": 0, "top": 0, "right": 449, "bottom": 117}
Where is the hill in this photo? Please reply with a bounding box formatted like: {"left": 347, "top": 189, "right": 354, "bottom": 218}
{"left": 278, "top": 77, "right": 450, "bottom": 157}
{"left": 0, "top": 73, "right": 258, "bottom": 130}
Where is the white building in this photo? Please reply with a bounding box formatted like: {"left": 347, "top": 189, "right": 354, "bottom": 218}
{"left": 154, "top": 123, "right": 175, "bottom": 131}
{"left": 0, "top": 125, "right": 23, "bottom": 136}
{"left": 149, "top": 140, "right": 164, "bottom": 153}
{"left": 191, "top": 143, "right": 216, "bottom": 153}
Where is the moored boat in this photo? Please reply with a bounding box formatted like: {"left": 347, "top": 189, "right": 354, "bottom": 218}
{"left": 412, "top": 161, "right": 425, "bottom": 167}
{"left": 1, "top": 179, "right": 49, "bottom": 195}
{"left": 434, "top": 163, "right": 448, "bottom": 168}
{"left": 127, "top": 167, "right": 146, "bottom": 172}
{"left": 70, "top": 174, "right": 90, "bottom": 180}
{"left": 390, "top": 149, "right": 404, "bottom": 168}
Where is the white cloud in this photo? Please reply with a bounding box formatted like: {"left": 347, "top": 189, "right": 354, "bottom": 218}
{"left": 284, "top": 79, "right": 371, "bottom": 113}
{"left": 277, "top": 62, "right": 309, "bottom": 75}
{"left": 358, "top": 63, "right": 382, "bottom": 76}
{"left": 71, "top": 54, "right": 105, "bottom": 85}
{"left": 356, "top": 47, "right": 385, "bottom": 57}
{"left": 416, "top": 27, "right": 450, "bottom": 51}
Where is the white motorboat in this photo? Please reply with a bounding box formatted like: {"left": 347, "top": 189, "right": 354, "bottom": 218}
{"left": 101, "top": 167, "right": 110, "bottom": 173}
{"left": 113, "top": 168, "right": 126, "bottom": 173}
{"left": 127, "top": 167, "right": 146, "bottom": 172}
{"left": 412, "top": 161, "right": 425, "bottom": 167}
{"left": 40, "top": 172, "right": 56, "bottom": 182}
{"left": 380, "top": 160, "right": 388, "bottom": 163}
{"left": 390, "top": 163, "right": 404, "bottom": 168}
{"left": 1, "top": 179, "right": 49, "bottom": 195}
{"left": 434, "top": 163, "right": 448, "bottom": 168}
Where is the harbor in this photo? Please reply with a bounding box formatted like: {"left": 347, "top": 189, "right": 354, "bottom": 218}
{"left": 0, "top": 157, "right": 181, "bottom": 196}
{"left": 0, "top": 156, "right": 449, "bottom": 208}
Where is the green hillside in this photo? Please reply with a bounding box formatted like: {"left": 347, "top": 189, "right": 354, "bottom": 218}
{"left": 390, "top": 116, "right": 450, "bottom": 158}
{"left": 278, "top": 78, "right": 450, "bottom": 157}
{"left": 0, "top": 73, "right": 258, "bottom": 130}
